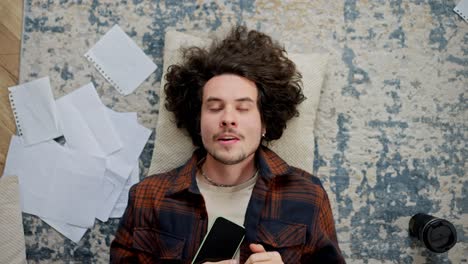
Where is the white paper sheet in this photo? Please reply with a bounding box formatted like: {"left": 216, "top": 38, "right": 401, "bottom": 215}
{"left": 56, "top": 82, "right": 122, "bottom": 156}
{"left": 454, "top": 0, "right": 468, "bottom": 22}
{"left": 42, "top": 218, "right": 89, "bottom": 244}
{"left": 3, "top": 136, "right": 106, "bottom": 228}
{"left": 41, "top": 165, "right": 141, "bottom": 242}
{"left": 95, "top": 109, "right": 151, "bottom": 222}
{"left": 95, "top": 169, "right": 128, "bottom": 222}
{"left": 109, "top": 163, "right": 140, "bottom": 218}
{"left": 84, "top": 24, "right": 157, "bottom": 95}
{"left": 8, "top": 76, "right": 62, "bottom": 146}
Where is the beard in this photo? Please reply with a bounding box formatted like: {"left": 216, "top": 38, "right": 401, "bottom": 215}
{"left": 202, "top": 128, "right": 262, "bottom": 165}
{"left": 209, "top": 150, "right": 247, "bottom": 165}
{"left": 205, "top": 145, "right": 257, "bottom": 165}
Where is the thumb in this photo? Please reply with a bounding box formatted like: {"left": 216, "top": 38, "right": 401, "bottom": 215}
{"left": 249, "top": 243, "right": 266, "bottom": 253}
{"left": 204, "top": 260, "right": 237, "bottom": 264}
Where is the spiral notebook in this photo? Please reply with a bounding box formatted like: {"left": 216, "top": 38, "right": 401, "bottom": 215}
{"left": 7, "top": 76, "right": 62, "bottom": 146}
{"left": 84, "top": 25, "right": 157, "bottom": 95}
{"left": 454, "top": 0, "right": 468, "bottom": 22}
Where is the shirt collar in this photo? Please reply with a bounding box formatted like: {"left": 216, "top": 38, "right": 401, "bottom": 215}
{"left": 166, "top": 146, "right": 291, "bottom": 196}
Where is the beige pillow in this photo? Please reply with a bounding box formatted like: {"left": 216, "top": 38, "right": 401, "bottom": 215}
{"left": 148, "top": 30, "right": 328, "bottom": 175}
{"left": 0, "top": 176, "right": 27, "bottom": 264}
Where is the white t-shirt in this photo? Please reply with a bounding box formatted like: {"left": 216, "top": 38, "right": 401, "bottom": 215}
{"left": 196, "top": 173, "right": 258, "bottom": 260}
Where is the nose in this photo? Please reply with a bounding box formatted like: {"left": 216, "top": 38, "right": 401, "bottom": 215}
{"left": 221, "top": 120, "right": 236, "bottom": 127}
{"left": 220, "top": 109, "right": 237, "bottom": 128}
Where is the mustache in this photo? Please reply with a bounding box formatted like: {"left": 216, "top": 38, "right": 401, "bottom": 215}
{"left": 212, "top": 128, "right": 244, "bottom": 140}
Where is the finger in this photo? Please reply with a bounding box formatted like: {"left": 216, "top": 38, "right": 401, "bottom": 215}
{"left": 267, "top": 251, "right": 282, "bottom": 260}
{"left": 245, "top": 252, "right": 272, "bottom": 264}
{"left": 203, "top": 260, "right": 237, "bottom": 264}
{"left": 245, "top": 251, "right": 283, "bottom": 264}
{"left": 249, "top": 243, "right": 266, "bottom": 253}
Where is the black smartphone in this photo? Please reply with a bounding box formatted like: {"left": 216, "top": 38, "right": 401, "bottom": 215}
{"left": 192, "top": 217, "right": 245, "bottom": 264}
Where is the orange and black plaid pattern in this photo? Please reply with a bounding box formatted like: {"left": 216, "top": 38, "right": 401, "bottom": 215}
{"left": 110, "top": 146, "right": 345, "bottom": 263}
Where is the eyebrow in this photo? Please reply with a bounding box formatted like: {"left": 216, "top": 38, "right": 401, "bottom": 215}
{"left": 205, "top": 97, "right": 255, "bottom": 103}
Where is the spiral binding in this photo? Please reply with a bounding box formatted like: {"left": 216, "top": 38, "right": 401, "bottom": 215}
{"left": 8, "top": 91, "right": 23, "bottom": 136}
{"left": 85, "top": 53, "right": 125, "bottom": 94}
{"left": 454, "top": 8, "right": 467, "bottom": 21}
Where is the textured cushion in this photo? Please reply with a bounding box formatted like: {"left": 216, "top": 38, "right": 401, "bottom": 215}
{"left": 0, "top": 176, "right": 27, "bottom": 264}
{"left": 148, "top": 30, "right": 328, "bottom": 175}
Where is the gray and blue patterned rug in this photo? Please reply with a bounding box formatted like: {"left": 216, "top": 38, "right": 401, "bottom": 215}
{"left": 19, "top": 0, "right": 467, "bottom": 263}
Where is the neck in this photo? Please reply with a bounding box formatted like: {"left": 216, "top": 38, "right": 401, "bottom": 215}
{"left": 202, "top": 153, "right": 257, "bottom": 186}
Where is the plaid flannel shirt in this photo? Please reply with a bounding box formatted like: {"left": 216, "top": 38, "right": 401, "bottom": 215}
{"left": 110, "top": 146, "right": 345, "bottom": 263}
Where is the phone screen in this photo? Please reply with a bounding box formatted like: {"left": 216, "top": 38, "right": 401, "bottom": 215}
{"left": 192, "top": 217, "right": 245, "bottom": 264}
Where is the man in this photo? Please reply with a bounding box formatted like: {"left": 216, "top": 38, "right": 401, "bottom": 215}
{"left": 110, "top": 26, "right": 345, "bottom": 263}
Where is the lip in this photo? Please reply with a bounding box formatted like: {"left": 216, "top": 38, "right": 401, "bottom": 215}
{"left": 217, "top": 138, "right": 240, "bottom": 145}
{"left": 216, "top": 134, "right": 240, "bottom": 145}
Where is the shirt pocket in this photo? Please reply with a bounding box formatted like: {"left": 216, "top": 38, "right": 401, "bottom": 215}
{"left": 133, "top": 227, "right": 186, "bottom": 262}
{"left": 256, "top": 219, "right": 307, "bottom": 263}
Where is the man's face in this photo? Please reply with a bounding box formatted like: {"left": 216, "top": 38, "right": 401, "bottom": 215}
{"left": 200, "top": 74, "right": 265, "bottom": 165}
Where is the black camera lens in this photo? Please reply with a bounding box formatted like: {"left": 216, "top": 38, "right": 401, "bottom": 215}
{"left": 409, "top": 213, "right": 457, "bottom": 253}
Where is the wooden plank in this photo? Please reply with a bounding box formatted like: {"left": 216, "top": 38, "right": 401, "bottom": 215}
{"left": 0, "top": 80, "right": 15, "bottom": 175}
{"left": 0, "top": 87, "right": 16, "bottom": 132}
{"left": 0, "top": 0, "right": 21, "bottom": 175}
{"left": 0, "top": 63, "right": 17, "bottom": 176}
{"left": 0, "top": 126, "right": 13, "bottom": 175}
{"left": 0, "top": 0, "right": 23, "bottom": 40}
{"left": 0, "top": 65, "right": 16, "bottom": 137}
{"left": 0, "top": 23, "right": 21, "bottom": 54}
{"left": 0, "top": 63, "right": 17, "bottom": 88}
{"left": 0, "top": 54, "right": 20, "bottom": 81}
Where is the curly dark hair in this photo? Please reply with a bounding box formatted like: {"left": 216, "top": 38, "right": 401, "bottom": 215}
{"left": 164, "top": 26, "right": 305, "bottom": 149}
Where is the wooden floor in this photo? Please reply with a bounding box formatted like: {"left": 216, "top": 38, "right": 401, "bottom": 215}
{"left": 0, "top": 0, "right": 22, "bottom": 175}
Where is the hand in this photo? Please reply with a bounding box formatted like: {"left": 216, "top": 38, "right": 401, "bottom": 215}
{"left": 245, "top": 244, "right": 283, "bottom": 264}
{"left": 203, "top": 260, "right": 237, "bottom": 264}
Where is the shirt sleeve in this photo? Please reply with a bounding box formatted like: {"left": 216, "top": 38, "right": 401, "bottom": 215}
{"left": 302, "top": 190, "right": 346, "bottom": 264}
{"left": 109, "top": 185, "right": 138, "bottom": 263}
